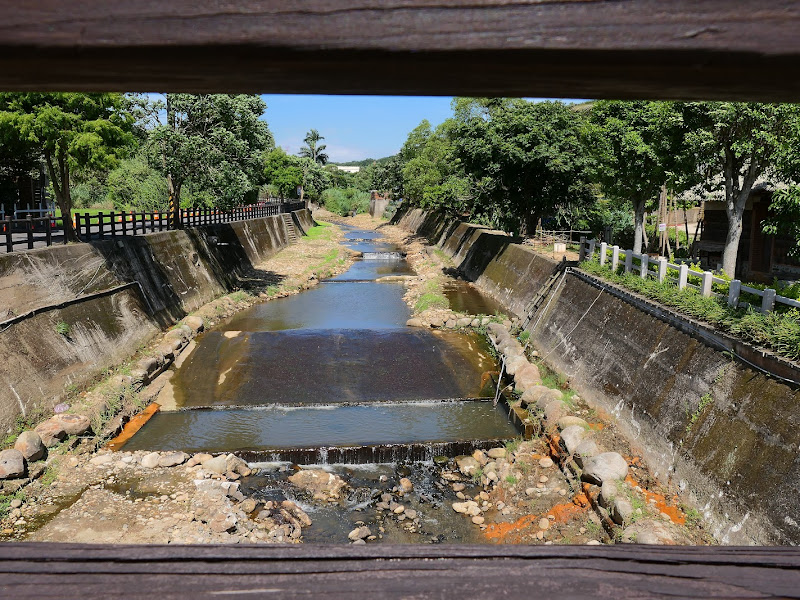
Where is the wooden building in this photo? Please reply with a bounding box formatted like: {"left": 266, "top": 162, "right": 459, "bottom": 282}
{"left": 695, "top": 187, "right": 800, "bottom": 282}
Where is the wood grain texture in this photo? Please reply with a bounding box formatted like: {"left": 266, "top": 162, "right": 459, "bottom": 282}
{"left": 2, "top": 543, "right": 800, "bottom": 598}
{"left": 1, "top": 1, "right": 800, "bottom": 99}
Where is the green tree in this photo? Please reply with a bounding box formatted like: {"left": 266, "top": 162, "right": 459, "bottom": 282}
{"left": 106, "top": 155, "right": 169, "bottom": 211}
{"left": 299, "top": 129, "right": 329, "bottom": 165}
{"left": 451, "top": 98, "right": 596, "bottom": 235}
{"left": 681, "top": 102, "right": 800, "bottom": 276}
{"left": 589, "top": 101, "right": 690, "bottom": 253}
{"left": 762, "top": 186, "right": 800, "bottom": 259}
{"left": 147, "top": 94, "right": 273, "bottom": 213}
{"left": 0, "top": 93, "right": 134, "bottom": 240}
{"left": 263, "top": 148, "right": 303, "bottom": 199}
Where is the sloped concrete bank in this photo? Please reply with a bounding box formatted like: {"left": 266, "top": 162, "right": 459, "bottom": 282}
{"left": 393, "top": 207, "right": 800, "bottom": 545}
{"left": 0, "top": 209, "right": 312, "bottom": 431}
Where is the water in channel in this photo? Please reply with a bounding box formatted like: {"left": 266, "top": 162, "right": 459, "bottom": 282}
{"left": 123, "top": 223, "right": 518, "bottom": 543}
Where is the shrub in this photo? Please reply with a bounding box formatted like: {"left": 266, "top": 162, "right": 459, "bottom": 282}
{"left": 320, "top": 187, "right": 370, "bottom": 216}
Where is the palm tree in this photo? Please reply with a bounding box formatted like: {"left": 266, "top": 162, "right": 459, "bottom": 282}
{"left": 299, "top": 129, "right": 329, "bottom": 165}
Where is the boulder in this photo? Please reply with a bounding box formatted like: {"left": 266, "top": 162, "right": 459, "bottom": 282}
{"left": 225, "top": 454, "right": 252, "bottom": 477}
{"left": 282, "top": 500, "right": 312, "bottom": 526}
{"left": 544, "top": 400, "right": 568, "bottom": 425}
{"left": 141, "top": 452, "right": 161, "bottom": 469}
{"left": 399, "top": 477, "right": 414, "bottom": 493}
{"left": 514, "top": 365, "right": 543, "bottom": 393}
{"left": 184, "top": 315, "right": 204, "bottom": 333}
{"left": 486, "top": 322, "right": 506, "bottom": 337}
{"left": 505, "top": 355, "right": 528, "bottom": 376}
{"left": 573, "top": 439, "right": 600, "bottom": 467}
{"left": 288, "top": 469, "right": 348, "bottom": 501}
{"left": 472, "top": 449, "right": 488, "bottom": 466}
{"left": 50, "top": 414, "right": 91, "bottom": 436}
{"left": 456, "top": 317, "right": 472, "bottom": 328}
{"left": 560, "top": 425, "right": 587, "bottom": 455}
{"left": 406, "top": 318, "right": 425, "bottom": 328}
{"left": 0, "top": 449, "right": 25, "bottom": 479}
{"left": 581, "top": 452, "right": 629, "bottom": 485}
{"left": 34, "top": 421, "right": 67, "bottom": 448}
{"left": 611, "top": 497, "right": 634, "bottom": 525}
{"left": 158, "top": 451, "right": 188, "bottom": 467}
{"left": 14, "top": 431, "right": 45, "bottom": 462}
{"left": 558, "top": 416, "right": 588, "bottom": 430}
{"left": 621, "top": 520, "right": 679, "bottom": 545}
{"left": 520, "top": 385, "right": 551, "bottom": 409}
{"left": 348, "top": 526, "right": 372, "bottom": 541}
{"left": 599, "top": 480, "right": 619, "bottom": 508}
{"left": 455, "top": 456, "right": 480, "bottom": 476}
{"left": 487, "top": 447, "right": 506, "bottom": 459}
{"left": 203, "top": 455, "right": 228, "bottom": 474}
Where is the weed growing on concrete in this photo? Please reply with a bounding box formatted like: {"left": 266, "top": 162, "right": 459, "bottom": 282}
{"left": 685, "top": 392, "right": 714, "bottom": 433}
{"left": 472, "top": 467, "right": 484, "bottom": 484}
{"left": 505, "top": 437, "right": 523, "bottom": 454}
{"left": 55, "top": 321, "right": 71, "bottom": 337}
{"left": 580, "top": 258, "right": 800, "bottom": 362}
{"left": 505, "top": 475, "right": 518, "bottom": 486}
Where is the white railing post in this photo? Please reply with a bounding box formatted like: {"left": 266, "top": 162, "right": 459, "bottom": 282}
{"left": 727, "top": 279, "right": 741, "bottom": 308}
{"left": 579, "top": 236, "right": 586, "bottom": 261}
{"left": 599, "top": 242, "right": 607, "bottom": 266}
{"left": 624, "top": 251, "right": 633, "bottom": 273}
{"left": 657, "top": 257, "right": 667, "bottom": 283}
{"left": 762, "top": 288, "right": 776, "bottom": 313}
{"left": 611, "top": 246, "right": 620, "bottom": 272}
{"left": 678, "top": 264, "right": 688, "bottom": 290}
{"left": 640, "top": 254, "right": 649, "bottom": 279}
{"left": 701, "top": 271, "right": 713, "bottom": 297}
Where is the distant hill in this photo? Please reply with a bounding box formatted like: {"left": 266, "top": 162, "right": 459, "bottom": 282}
{"left": 333, "top": 156, "right": 395, "bottom": 167}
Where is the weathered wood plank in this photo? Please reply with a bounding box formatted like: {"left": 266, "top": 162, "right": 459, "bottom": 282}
{"left": 2, "top": 543, "right": 800, "bottom": 598}
{"left": 1, "top": 1, "right": 800, "bottom": 99}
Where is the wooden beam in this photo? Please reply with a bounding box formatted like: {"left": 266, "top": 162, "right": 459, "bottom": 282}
{"left": 1, "top": 1, "right": 800, "bottom": 100}
{"left": 2, "top": 543, "right": 800, "bottom": 598}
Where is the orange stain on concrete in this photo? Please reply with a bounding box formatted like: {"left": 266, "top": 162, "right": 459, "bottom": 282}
{"left": 625, "top": 474, "right": 686, "bottom": 525}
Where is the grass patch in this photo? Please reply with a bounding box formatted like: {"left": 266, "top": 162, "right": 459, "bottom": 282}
{"left": 415, "top": 278, "right": 450, "bottom": 313}
{"left": 505, "top": 475, "right": 518, "bottom": 486}
{"left": 55, "top": 321, "right": 71, "bottom": 337}
{"left": 228, "top": 290, "right": 251, "bottom": 303}
{"left": 505, "top": 437, "right": 523, "bottom": 454}
{"left": 580, "top": 258, "right": 800, "bottom": 362}
{"left": 306, "top": 224, "right": 333, "bottom": 240}
{"left": 471, "top": 467, "right": 484, "bottom": 484}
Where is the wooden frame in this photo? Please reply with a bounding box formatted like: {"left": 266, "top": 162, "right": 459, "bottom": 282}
{"left": 3, "top": 2, "right": 800, "bottom": 597}
{"left": 1, "top": 1, "right": 800, "bottom": 100}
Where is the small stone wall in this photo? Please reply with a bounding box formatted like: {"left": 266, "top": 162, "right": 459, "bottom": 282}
{"left": 394, "top": 206, "right": 800, "bottom": 545}
{"left": 0, "top": 210, "right": 310, "bottom": 431}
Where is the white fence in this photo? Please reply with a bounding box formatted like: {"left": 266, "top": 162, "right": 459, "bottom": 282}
{"left": 578, "top": 237, "right": 800, "bottom": 314}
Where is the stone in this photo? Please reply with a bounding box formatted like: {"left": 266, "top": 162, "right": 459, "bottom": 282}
{"left": 538, "top": 518, "right": 550, "bottom": 530}
{"left": 560, "top": 425, "right": 588, "bottom": 455}
{"left": 455, "top": 456, "right": 480, "bottom": 476}
{"left": 456, "top": 317, "right": 473, "bottom": 328}
{"left": 225, "top": 454, "right": 252, "bottom": 476}
{"left": 611, "top": 497, "right": 634, "bottom": 525}
{"left": 582, "top": 452, "right": 629, "bottom": 485}
{"left": 452, "top": 502, "right": 469, "bottom": 514}
{"left": 159, "top": 451, "right": 188, "bottom": 467}
{"left": 558, "top": 416, "right": 589, "bottom": 430}
{"left": 0, "top": 449, "right": 25, "bottom": 479}
{"left": 470, "top": 319, "right": 480, "bottom": 328}
{"left": 514, "top": 365, "right": 542, "bottom": 393}
{"left": 586, "top": 540, "right": 602, "bottom": 546}
{"left": 405, "top": 509, "right": 417, "bottom": 519}
{"left": 544, "top": 400, "right": 568, "bottom": 425}
{"left": 487, "top": 447, "right": 506, "bottom": 459}
{"left": 406, "top": 318, "right": 425, "bottom": 328}
{"left": 538, "top": 457, "right": 554, "bottom": 469}
{"left": 184, "top": 316, "right": 204, "bottom": 333}
{"left": 428, "top": 316, "right": 444, "bottom": 328}
{"left": 399, "top": 477, "right": 413, "bottom": 493}
{"left": 195, "top": 453, "right": 214, "bottom": 464}
{"left": 141, "top": 452, "right": 161, "bottom": 469}
{"left": 621, "top": 520, "right": 678, "bottom": 545}
{"left": 520, "top": 385, "right": 551, "bottom": 409}
{"left": 433, "top": 455, "right": 449, "bottom": 466}
{"left": 14, "top": 431, "right": 45, "bottom": 462}
{"left": 9, "top": 499, "right": 22, "bottom": 509}
{"left": 203, "top": 456, "right": 228, "bottom": 474}
{"left": 239, "top": 498, "right": 258, "bottom": 513}
{"left": 282, "top": 501, "right": 312, "bottom": 526}
{"left": 471, "top": 450, "right": 488, "bottom": 466}
{"left": 445, "top": 319, "right": 457, "bottom": 329}
{"left": 34, "top": 421, "right": 67, "bottom": 448}
{"left": 288, "top": 469, "right": 348, "bottom": 501}
{"left": 505, "top": 355, "right": 529, "bottom": 376}
{"left": 472, "top": 516, "right": 485, "bottom": 525}
{"left": 348, "top": 526, "right": 371, "bottom": 541}
{"left": 89, "top": 454, "right": 113, "bottom": 465}
{"left": 573, "top": 439, "right": 600, "bottom": 467}
{"left": 599, "top": 480, "right": 619, "bottom": 508}
{"left": 452, "top": 483, "right": 465, "bottom": 492}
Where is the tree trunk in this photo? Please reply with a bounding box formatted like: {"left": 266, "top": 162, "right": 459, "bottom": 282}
{"left": 632, "top": 198, "right": 647, "bottom": 254}
{"left": 721, "top": 150, "right": 758, "bottom": 277}
{"left": 44, "top": 150, "right": 78, "bottom": 242}
{"left": 521, "top": 210, "right": 539, "bottom": 238}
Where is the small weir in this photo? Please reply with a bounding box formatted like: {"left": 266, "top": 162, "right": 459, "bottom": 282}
{"left": 118, "top": 222, "right": 520, "bottom": 543}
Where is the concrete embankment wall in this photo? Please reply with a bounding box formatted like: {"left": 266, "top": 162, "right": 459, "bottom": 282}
{"left": 394, "top": 207, "right": 800, "bottom": 545}
{"left": 0, "top": 209, "right": 311, "bottom": 432}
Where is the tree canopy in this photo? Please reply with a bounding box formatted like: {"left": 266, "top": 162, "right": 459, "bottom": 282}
{"left": 299, "top": 129, "right": 329, "bottom": 165}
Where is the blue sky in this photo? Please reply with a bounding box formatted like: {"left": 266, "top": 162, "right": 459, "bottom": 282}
{"left": 261, "top": 95, "right": 454, "bottom": 162}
